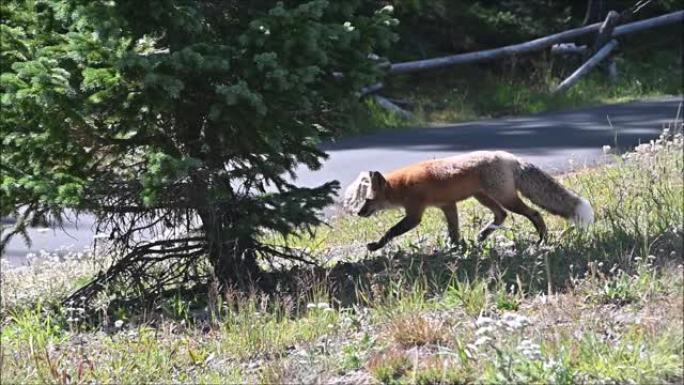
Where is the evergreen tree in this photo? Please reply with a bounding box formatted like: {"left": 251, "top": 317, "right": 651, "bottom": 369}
{"left": 1, "top": 0, "right": 396, "bottom": 301}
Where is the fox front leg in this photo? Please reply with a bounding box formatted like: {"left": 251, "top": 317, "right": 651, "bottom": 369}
{"left": 367, "top": 212, "right": 423, "bottom": 251}
{"left": 439, "top": 203, "right": 460, "bottom": 245}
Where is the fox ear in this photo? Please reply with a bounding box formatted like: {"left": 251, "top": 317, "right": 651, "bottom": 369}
{"left": 369, "top": 171, "right": 386, "bottom": 195}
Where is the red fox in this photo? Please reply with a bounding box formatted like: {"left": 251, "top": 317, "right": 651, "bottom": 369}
{"left": 343, "top": 151, "right": 593, "bottom": 251}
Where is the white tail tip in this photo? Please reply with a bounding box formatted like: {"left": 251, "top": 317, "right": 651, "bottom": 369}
{"left": 573, "top": 198, "right": 594, "bottom": 227}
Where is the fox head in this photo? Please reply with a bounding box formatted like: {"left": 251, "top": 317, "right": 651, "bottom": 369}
{"left": 343, "top": 171, "right": 390, "bottom": 217}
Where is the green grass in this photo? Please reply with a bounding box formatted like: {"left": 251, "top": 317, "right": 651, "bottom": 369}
{"left": 1, "top": 127, "right": 683, "bottom": 383}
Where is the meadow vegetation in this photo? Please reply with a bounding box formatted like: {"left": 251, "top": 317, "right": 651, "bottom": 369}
{"left": 2, "top": 121, "right": 682, "bottom": 384}
{"left": 2, "top": 2, "right": 681, "bottom": 383}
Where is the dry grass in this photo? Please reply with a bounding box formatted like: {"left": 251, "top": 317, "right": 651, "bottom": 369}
{"left": 386, "top": 313, "right": 448, "bottom": 347}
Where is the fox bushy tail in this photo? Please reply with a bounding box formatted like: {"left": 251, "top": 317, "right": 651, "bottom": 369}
{"left": 514, "top": 162, "right": 594, "bottom": 227}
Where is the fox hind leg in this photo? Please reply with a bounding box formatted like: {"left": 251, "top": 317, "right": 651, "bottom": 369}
{"left": 500, "top": 195, "right": 547, "bottom": 243}
{"left": 474, "top": 193, "right": 508, "bottom": 242}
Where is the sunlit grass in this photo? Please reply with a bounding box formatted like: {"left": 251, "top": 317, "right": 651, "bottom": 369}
{"left": 1, "top": 126, "right": 682, "bottom": 383}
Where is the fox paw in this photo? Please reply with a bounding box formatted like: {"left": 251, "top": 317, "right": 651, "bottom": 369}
{"left": 366, "top": 242, "right": 383, "bottom": 251}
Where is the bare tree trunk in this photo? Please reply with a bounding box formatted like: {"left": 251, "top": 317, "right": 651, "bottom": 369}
{"left": 192, "top": 177, "right": 261, "bottom": 288}
{"left": 198, "top": 209, "right": 260, "bottom": 288}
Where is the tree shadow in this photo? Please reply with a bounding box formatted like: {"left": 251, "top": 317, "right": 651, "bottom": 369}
{"left": 70, "top": 216, "right": 681, "bottom": 330}
{"left": 278, "top": 222, "right": 682, "bottom": 309}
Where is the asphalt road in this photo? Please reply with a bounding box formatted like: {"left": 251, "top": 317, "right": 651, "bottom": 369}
{"left": 2, "top": 96, "right": 681, "bottom": 266}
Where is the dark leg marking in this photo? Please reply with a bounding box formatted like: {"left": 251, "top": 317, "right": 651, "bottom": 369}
{"left": 367, "top": 208, "right": 424, "bottom": 251}
{"left": 501, "top": 196, "right": 547, "bottom": 243}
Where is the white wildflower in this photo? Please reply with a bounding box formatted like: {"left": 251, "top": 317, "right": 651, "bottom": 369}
{"left": 475, "top": 316, "right": 496, "bottom": 328}
{"left": 474, "top": 336, "right": 492, "bottom": 346}
{"left": 543, "top": 358, "right": 557, "bottom": 370}
{"left": 114, "top": 320, "right": 124, "bottom": 328}
{"left": 517, "top": 339, "right": 542, "bottom": 360}
{"left": 343, "top": 21, "right": 355, "bottom": 32}
{"left": 602, "top": 145, "right": 611, "bottom": 154}
{"left": 475, "top": 325, "right": 495, "bottom": 336}
{"left": 501, "top": 312, "right": 530, "bottom": 330}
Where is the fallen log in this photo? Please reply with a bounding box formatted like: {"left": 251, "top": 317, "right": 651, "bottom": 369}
{"left": 373, "top": 95, "right": 413, "bottom": 120}
{"left": 553, "top": 39, "right": 618, "bottom": 94}
{"left": 358, "top": 82, "right": 384, "bottom": 97}
{"left": 389, "top": 10, "right": 682, "bottom": 75}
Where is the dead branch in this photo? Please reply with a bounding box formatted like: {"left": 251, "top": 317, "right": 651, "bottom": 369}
{"left": 553, "top": 39, "right": 619, "bottom": 94}
{"left": 593, "top": 10, "right": 621, "bottom": 53}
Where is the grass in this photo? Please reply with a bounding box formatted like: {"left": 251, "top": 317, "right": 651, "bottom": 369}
{"left": 345, "top": 43, "right": 682, "bottom": 134}
{"left": 385, "top": 313, "right": 447, "bottom": 347}
{"left": 1, "top": 124, "right": 683, "bottom": 383}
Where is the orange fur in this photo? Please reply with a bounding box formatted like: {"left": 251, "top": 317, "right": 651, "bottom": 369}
{"left": 343, "top": 151, "right": 593, "bottom": 251}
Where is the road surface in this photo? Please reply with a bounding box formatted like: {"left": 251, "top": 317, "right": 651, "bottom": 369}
{"left": 2, "top": 96, "right": 681, "bottom": 266}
